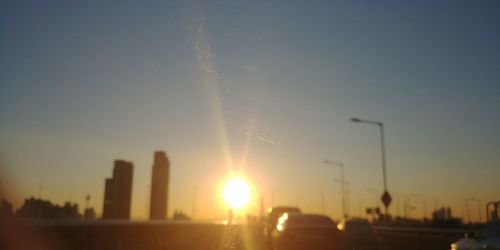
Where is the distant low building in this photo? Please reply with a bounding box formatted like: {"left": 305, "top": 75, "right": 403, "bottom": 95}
{"left": 432, "top": 206, "right": 461, "bottom": 227}
{"left": 0, "top": 199, "right": 14, "bottom": 218}
{"left": 84, "top": 207, "right": 96, "bottom": 219}
{"left": 432, "top": 207, "right": 452, "bottom": 220}
{"left": 172, "top": 210, "right": 190, "bottom": 221}
{"left": 16, "top": 197, "right": 80, "bottom": 219}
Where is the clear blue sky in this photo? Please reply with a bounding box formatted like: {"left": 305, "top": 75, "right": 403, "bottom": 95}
{"left": 1, "top": 0, "right": 499, "bottom": 220}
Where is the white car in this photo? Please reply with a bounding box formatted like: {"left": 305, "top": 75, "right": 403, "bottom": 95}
{"left": 451, "top": 221, "right": 500, "bottom": 250}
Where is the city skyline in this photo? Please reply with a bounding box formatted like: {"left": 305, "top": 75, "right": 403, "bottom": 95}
{"left": 0, "top": 148, "right": 490, "bottom": 223}
{"left": 1, "top": 0, "right": 499, "bottom": 221}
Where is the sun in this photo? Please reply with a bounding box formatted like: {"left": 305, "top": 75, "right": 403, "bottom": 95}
{"left": 223, "top": 177, "right": 251, "bottom": 210}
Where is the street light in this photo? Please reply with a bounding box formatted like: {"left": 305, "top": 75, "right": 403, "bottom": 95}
{"left": 403, "top": 195, "right": 414, "bottom": 218}
{"left": 365, "top": 188, "right": 379, "bottom": 207}
{"left": 317, "top": 189, "right": 326, "bottom": 215}
{"left": 393, "top": 193, "right": 404, "bottom": 218}
{"left": 324, "top": 160, "right": 347, "bottom": 219}
{"left": 351, "top": 117, "right": 391, "bottom": 222}
{"left": 468, "top": 197, "right": 483, "bottom": 223}
{"left": 358, "top": 198, "right": 365, "bottom": 218}
{"left": 296, "top": 194, "right": 302, "bottom": 208}
{"left": 459, "top": 197, "right": 470, "bottom": 223}
{"left": 411, "top": 193, "right": 427, "bottom": 220}
{"left": 334, "top": 179, "right": 350, "bottom": 217}
{"left": 270, "top": 187, "right": 279, "bottom": 208}
{"left": 193, "top": 185, "right": 198, "bottom": 219}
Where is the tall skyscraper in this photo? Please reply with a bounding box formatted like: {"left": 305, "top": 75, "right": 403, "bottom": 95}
{"left": 102, "top": 160, "right": 134, "bottom": 219}
{"left": 102, "top": 178, "right": 113, "bottom": 218}
{"left": 149, "top": 151, "right": 170, "bottom": 220}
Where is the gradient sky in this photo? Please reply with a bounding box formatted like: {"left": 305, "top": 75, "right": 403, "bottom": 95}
{"left": 1, "top": 0, "right": 499, "bottom": 221}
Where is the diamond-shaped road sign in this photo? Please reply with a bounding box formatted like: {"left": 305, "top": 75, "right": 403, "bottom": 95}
{"left": 381, "top": 191, "right": 392, "bottom": 207}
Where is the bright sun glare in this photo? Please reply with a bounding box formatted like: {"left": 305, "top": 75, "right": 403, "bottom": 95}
{"left": 223, "top": 177, "right": 251, "bottom": 210}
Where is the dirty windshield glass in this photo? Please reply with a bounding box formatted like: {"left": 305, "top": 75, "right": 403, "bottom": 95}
{"left": 1, "top": 1, "right": 499, "bottom": 250}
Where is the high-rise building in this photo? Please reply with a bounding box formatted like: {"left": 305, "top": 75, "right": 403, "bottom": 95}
{"left": 102, "top": 178, "right": 113, "bottom": 218}
{"left": 102, "top": 160, "right": 134, "bottom": 219}
{"left": 149, "top": 151, "right": 170, "bottom": 220}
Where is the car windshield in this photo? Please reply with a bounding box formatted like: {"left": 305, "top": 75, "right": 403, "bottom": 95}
{"left": 1, "top": 1, "right": 499, "bottom": 250}
{"left": 287, "top": 215, "right": 334, "bottom": 226}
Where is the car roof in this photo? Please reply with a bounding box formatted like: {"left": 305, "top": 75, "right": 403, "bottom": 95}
{"left": 345, "top": 218, "right": 371, "bottom": 225}
{"left": 285, "top": 213, "right": 335, "bottom": 225}
{"left": 268, "top": 206, "right": 301, "bottom": 218}
{"left": 269, "top": 206, "right": 301, "bottom": 213}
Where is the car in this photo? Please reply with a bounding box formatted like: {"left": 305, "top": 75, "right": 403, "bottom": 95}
{"left": 338, "top": 218, "right": 376, "bottom": 250}
{"left": 451, "top": 220, "right": 500, "bottom": 250}
{"left": 266, "top": 206, "right": 301, "bottom": 238}
{"left": 272, "top": 213, "right": 343, "bottom": 250}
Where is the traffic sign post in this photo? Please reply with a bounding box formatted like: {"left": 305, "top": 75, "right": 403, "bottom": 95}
{"left": 381, "top": 191, "right": 392, "bottom": 223}
{"left": 381, "top": 191, "right": 392, "bottom": 207}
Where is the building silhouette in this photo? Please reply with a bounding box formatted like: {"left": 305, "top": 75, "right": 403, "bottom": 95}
{"left": 149, "top": 151, "right": 170, "bottom": 220}
{"left": 0, "top": 199, "right": 14, "bottom": 218}
{"left": 84, "top": 207, "right": 96, "bottom": 219}
{"left": 172, "top": 210, "right": 190, "bottom": 221}
{"left": 431, "top": 206, "right": 461, "bottom": 227}
{"left": 16, "top": 197, "right": 80, "bottom": 219}
{"left": 432, "top": 207, "right": 453, "bottom": 221}
{"left": 102, "top": 160, "right": 134, "bottom": 219}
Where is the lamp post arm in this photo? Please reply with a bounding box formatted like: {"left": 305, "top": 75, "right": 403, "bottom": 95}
{"left": 380, "top": 123, "right": 387, "bottom": 191}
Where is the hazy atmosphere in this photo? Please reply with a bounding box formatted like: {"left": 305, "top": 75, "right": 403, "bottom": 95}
{"left": 1, "top": 0, "right": 499, "bottom": 221}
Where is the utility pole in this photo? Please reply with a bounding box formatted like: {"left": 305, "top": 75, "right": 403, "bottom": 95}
{"left": 260, "top": 192, "right": 264, "bottom": 219}
{"left": 38, "top": 181, "right": 43, "bottom": 199}
{"left": 85, "top": 194, "right": 91, "bottom": 210}
{"left": 319, "top": 190, "right": 325, "bottom": 215}
{"left": 193, "top": 186, "right": 198, "bottom": 219}
{"left": 296, "top": 194, "right": 301, "bottom": 208}
{"left": 0, "top": 179, "right": 4, "bottom": 202}
{"left": 270, "top": 187, "right": 279, "bottom": 207}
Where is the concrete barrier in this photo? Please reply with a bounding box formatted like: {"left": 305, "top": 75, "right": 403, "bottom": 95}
{"left": 373, "top": 226, "right": 472, "bottom": 250}
{"left": 0, "top": 220, "right": 267, "bottom": 250}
